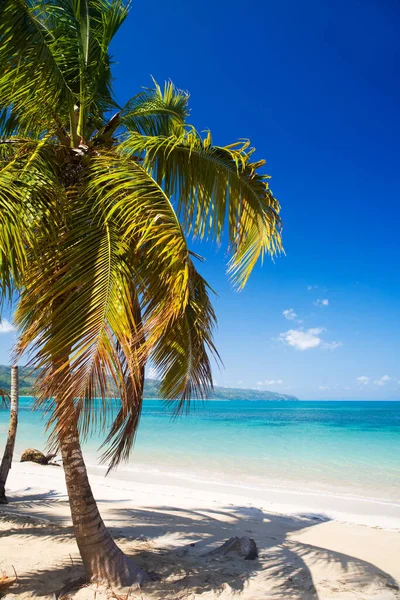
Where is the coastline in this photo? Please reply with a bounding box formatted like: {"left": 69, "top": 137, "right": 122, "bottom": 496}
{"left": 3, "top": 399, "right": 399, "bottom": 517}
{"left": 84, "top": 461, "right": 400, "bottom": 531}
{"left": 1, "top": 461, "right": 399, "bottom": 599}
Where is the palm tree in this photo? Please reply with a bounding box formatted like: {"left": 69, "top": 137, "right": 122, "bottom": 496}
{"left": 0, "top": 0, "right": 282, "bottom": 586}
{"left": 0, "top": 365, "right": 19, "bottom": 503}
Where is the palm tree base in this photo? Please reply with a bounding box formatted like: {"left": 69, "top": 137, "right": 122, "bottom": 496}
{"left": 85, "top": 553, "right": 150, "bottom": 587}
{"left": 59, "top": 419, "right": 151, "bottom": 587}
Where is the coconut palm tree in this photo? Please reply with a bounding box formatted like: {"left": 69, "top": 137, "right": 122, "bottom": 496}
{"left": 0, "top": 366, "right": 19, "bottom": 503}
{"left": 0, "top": 0, "right": 282, "bottom": 586}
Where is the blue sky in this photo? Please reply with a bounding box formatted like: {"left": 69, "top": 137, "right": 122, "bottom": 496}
{"left": 1, "top": 0, "right": 399, "bottom": 399}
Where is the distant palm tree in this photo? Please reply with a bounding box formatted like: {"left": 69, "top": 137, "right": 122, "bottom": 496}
{"left": 0, "top": 0, "right": 282, "bottom": 586}
{"left": 0, "top": 366, "right": 19, "bottom": 503}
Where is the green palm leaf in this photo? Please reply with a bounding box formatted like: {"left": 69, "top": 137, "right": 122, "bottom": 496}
{"left": 0, "top": 139, "right": 61, "bottom": 301}
{"left": 92, "top": 79, "right": 189, "bottom": 146}
{"left": 0, "top": 0, "right": 75, "bottom": 135}
{"left": 122, "top": 80, "right": 189, "bottom": 136}
{"left": 15, "top": 198, "right": 139, "bottom": 443}
{"left": 87, "top": 152, "right": 192, "bottom": 344}
{"left": 151, "top": 260, "right": 221, "bottom": 411}
{"left": 119, "top": 129, "right": 283, "bottom": 288}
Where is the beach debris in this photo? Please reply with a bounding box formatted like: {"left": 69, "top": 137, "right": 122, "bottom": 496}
{"left": 0, "top": 574, "right": 17, "bottom": 593}
{"left": 45, "top": 452, "right": 58, "bottom": 462}
{"left": 20, "top": 448, "right": 49, "bottom": 465}
{"left": 204, "top": 536, "right": 258, "bottom": 560}
{"left": 46, "top": 453, "right": 62, "bottom": 466}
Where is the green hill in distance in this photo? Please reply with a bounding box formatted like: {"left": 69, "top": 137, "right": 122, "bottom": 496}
{"left": 143, "top": 377, "right": 298, "bottom": 401}
{"left": 0, "top": 365, "right": 298, "bottom": 401}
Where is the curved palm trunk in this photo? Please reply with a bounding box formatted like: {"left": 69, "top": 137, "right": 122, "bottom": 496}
{"left": 58, "top": 415, "right": 148, "bottom": 585}
{"left": 0, "top": 365, "right": 19, "bottom": 504}
{"left": 49, "top": 286, "right": 148, "bottom": 586}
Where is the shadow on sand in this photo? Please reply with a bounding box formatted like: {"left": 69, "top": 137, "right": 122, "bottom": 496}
{"left": 1, "top": 492, "right": 399, "bottom": 599}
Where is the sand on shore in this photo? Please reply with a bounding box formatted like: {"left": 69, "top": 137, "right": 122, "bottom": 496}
{"left": 0, "top": 461, "right": 399, "bottom": 600}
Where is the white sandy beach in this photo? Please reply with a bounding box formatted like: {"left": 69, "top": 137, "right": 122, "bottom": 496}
{"left": 0, "top": 461, "right": 399, "bottom": 600}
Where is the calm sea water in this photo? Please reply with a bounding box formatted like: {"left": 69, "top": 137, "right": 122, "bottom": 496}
{"left": 1, "top": 398, "right": 399, "bottom": 503}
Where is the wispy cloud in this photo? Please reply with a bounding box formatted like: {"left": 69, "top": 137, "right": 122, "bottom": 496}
{"left": 318, "top": 385, "right": 329, "bottom": 391}
{"left": 322, "top": 340, "right": 342, "bottom": 350}
{"left": 357, "top": 375, "right": 392, "bottom": 387}
{"left": 257, "top": 379, "right": 283, "bottom": 386}
{"left": 283, "top": 308, "right": 297, "bottom": 321}
{"left": 314, "top": 298, "right": 329, "bottom": 307}
{"left": 373, "top": 375, "right": 391, "bottom": 386}
{"left": 0, "top": 320, "right": 15, "bottom": 334}
{"left": 307, "top": 285, "right": 320, "bottom": 291}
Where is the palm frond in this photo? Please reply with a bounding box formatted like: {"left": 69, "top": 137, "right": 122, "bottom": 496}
{"left": 75, "top": 0, "right": 129, "bottom": 139}
{"left": 0, "top": 388, "right": 10, "bottom": 407}
{"left": 121, "top": 80, "right": 189, "bottom": 136}
{"left": 99, "top": 292, "right": 145, "bottom": 472}
{"left": 0, "top": 108, "right": 21, "bottom": 141}
{"left": 0, "top": 138, "right": 62, "bottom": 302}
{"left": 119, "top": 129, "right": 283, "bottom": 288}
{"left": 15, "top": 199, "right": 139, "bottom": 445}
{"left": 151, "top": 260, "right": 220, "bottom": 413}
{"left": 92, "top": 80, "right": 189, "bottom": 146}
{"left": 0, "top": 0, "right": 128, "bottom": 141}
{"left": 86, "top": 151, "right": 192, "bottom": 350}
{"left": 0, "top": 0, "right": 76, "bottom": 136}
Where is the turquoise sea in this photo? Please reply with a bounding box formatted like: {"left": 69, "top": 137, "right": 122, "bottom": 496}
{"left": 1, "top": 398, "right": 400, "bottom": 506}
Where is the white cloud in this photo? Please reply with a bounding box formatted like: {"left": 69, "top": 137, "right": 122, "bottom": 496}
{"left": 314, "top": 298, "right": 329, "bottom": 307}
{"left": 256, "top": 379, "right": 283, "bottom": 386}
{"left": 279, "top": 326, "right": 342, "bottom": 352}
{"left": 236, "top": 380, "right": 243, "bottom": 385}
{"left": 373, "top": 375, "right": 391, "bottom": 386}
{"left": 307, "top": 285, "right": 320, "bottom": 291}
{"left": 322, "top": 341, "right": 343, "bottom": 350}
{"left": 283, "top": 308, "right": 297, "bottom": 321}
{"left": 0, "top": 320, "right": 15, "bottom": 334}
{"left": 318, "top": 385, "right": 329, "bottom": 391}
{"left": 279, "top": 327, "right": 325, "bottom": 351}
{"left": 356, "top": 375, "right": 392, "bottom": 387}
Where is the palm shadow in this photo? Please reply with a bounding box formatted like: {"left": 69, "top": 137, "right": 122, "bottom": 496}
{"left": 4, "top": 489, "right": 63, "bottom": 506}
{"left": 107, "top": 504, "right": 399, "bottom": 600}
{"left": 3, "top": 501, "right": 399, "bottom": 600}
